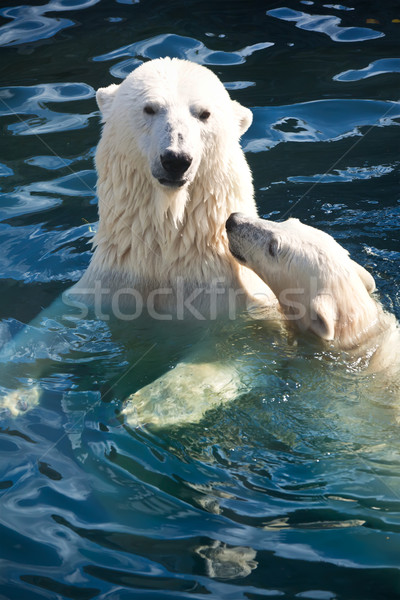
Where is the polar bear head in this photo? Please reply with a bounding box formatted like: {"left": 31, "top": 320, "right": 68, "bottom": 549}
{"left": 226, "top": 213, "right": 376, "bottom": 342}
{"left": 95, "top": 58, "right": 253, "bottom": 190}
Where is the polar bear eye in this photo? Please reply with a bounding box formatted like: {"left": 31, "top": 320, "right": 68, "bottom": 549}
{"left": 268, "top": 237, "right": 279, "bottom": 258}
{"left": 144, "top": 105, "right": 157, "bottom": 116}
{"left": 199, "top": 109, "right": 211, "bottom": 121}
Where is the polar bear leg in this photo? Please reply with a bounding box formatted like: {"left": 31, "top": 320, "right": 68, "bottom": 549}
{"left": 122, "top": 359, "right": 245, "bottom": 427}
{"left": 0, "top": 291, "right": 82, "bottom": 418}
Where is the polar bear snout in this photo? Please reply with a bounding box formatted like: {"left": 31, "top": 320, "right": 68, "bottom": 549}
{"left": 225, "top": 212, "right": 248, "bottom": 233}
{"left": 159, "top": 150, "right": 193, "bottom": 186}
{"left": 225, "top": 213, "right": 250, "bottom": 264}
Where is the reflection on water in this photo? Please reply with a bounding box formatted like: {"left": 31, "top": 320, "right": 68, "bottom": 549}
{"left": 0, "top": 83, "right": 96, "bottom": 135}
{"left": 245, "top": 99, "right": 400, "bottom": 152}
{"left": 267, "top": 6, "right": 384, "bottom": 42}
{"left": 94, "top": 33, "right": 275, "bottom": 77}
{"left": 0, "top": 1, "right": 400, "bottom": 599}
{"left": 334, "top": 57, "right": 400, "bottom": 81}
{"left": 0, "top": 1, "right": 102, "bottom": 46}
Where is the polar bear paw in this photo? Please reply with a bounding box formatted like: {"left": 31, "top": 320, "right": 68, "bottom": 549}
{"left": 0, "top": 386, "right": 41, "bottom": 418}
{"left": 122, "top": 361, "right": 242, "bottom": 427}
{"left": 195, "top": 541, "right": 258, "bottom": 579}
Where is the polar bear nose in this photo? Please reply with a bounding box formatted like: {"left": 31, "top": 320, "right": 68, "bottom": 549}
{"left": 225, "top": 212, "right": 247, "bottom": 232}
{"left": 160, "top": 150, "right": 192, "bottom": 178}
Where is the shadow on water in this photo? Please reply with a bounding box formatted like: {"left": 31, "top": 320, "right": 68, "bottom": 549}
{"left": 0, "top": 0, "right": 400, "bottom": 599}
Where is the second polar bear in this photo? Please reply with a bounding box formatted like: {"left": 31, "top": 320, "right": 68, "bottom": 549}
{"left": 226, "top": 213, "right": 399, "bottom": 373}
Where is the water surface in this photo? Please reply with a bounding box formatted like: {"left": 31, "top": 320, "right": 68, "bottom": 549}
{"left": 0, "top": 1, "right": 399, "bottom": 599}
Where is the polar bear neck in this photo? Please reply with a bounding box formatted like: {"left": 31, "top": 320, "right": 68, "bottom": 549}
{"left": 89, "top": 144, "right": 256, "bottom": 286}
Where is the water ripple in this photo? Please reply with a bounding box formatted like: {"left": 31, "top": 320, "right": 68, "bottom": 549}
{"left": 94, "top": 33, "right": 274, "bottom": 78}
{"left": 0, "top": 0, "right": 101, "bottom": 47}
{"left": 0, "top": 163, "right": 13, "bottom": 178}
{"left": 0, "top": 84, "right": 96, "bottom": 136}
{"left": 334, "top": 58, "right": 400, "bottom": 81}
{"left": 0, "top": 170, "right": 95, "bottom": 220}
{"left": 323, "top": 4, "right": 354, "bottom": 11}
{"left": 287, "top": 163, "right": 397, "bottom": 184}
{"left": 245, "top": 99, "right": 400, "bottom": 152}
{"left": 267, "top": 7, "right": 384, "bottom": 42}
{"left": 1, "top": 2, "right": 400, "bottom": 598}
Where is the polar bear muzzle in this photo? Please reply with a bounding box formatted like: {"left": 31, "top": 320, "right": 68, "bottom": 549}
{"left": 159, "top": 150, "right": 193, "bottom": 187}
{"left": 225, "top": 213, "right": 249, "bottom": 263}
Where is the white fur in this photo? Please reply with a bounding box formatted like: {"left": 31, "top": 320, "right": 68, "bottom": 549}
{"left": 227, "top": 214, "right": 400, "bottom": 373}
{"left": 0, "top": 59, "right": 274, "bottom": 424}
{"left": 75, "top": 58, "right": 273, "bottom": 317}
{"left": 122, "top": 360, "right": 243, "bottom": 426}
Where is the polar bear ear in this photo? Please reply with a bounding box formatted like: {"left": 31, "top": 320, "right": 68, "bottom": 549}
{"left": 232, "top": 100, "right": 253, "bottom": 135}
{"left": 96, "top": 83, "right": 120, "bottom": 122}
{"left": 309, "top": 294, "right": 336, "bottom": 341}
{"left": 350, "top": 259, "right": 376, "bottom": 294}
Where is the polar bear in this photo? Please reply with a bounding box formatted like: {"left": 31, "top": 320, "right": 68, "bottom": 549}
{"left": 226, "top": 212, "right": 400, "bottom": 373}
{"left": 71, "top": 57, "right": 273, "bottom": 317}
{"left": 71, "top": 58, "right": 282, "bottom": 426}
{"left": 1, "top": 58, "right": 275, "bottom": 421}
{"left": 125, "top": 208, "right": 399, "bottom": 426}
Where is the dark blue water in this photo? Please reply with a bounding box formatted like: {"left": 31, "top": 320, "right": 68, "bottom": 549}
{"left": 0, "top": 1, "right": 400, "bottom": 598}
